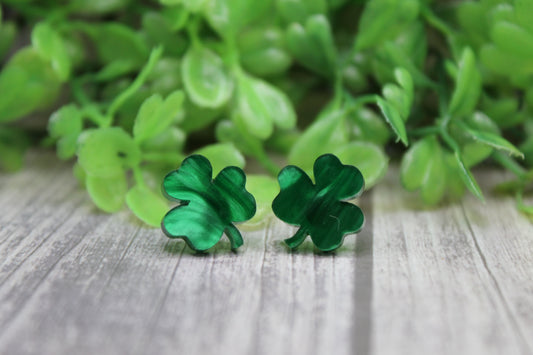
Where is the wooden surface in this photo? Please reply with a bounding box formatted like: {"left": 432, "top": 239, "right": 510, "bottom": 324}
{"left": 0, "top": 151, "right": 532, "bottom": 355}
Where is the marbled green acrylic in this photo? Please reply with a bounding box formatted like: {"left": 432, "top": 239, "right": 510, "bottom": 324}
{"left": 161, "top": 155, "right": 256, "bottom": 252}
{"left": 272, "top": 154, "right": 365, "bottom": 252}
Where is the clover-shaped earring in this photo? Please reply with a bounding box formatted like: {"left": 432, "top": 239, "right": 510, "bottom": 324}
{"left": 161, "top": 155, "right": 256, "bottom": 252}
{"left": 272, "top": 154, "right": 365, "bottom": 252}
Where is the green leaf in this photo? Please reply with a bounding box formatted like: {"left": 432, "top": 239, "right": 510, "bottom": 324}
{"left": 77, "top": 127, "right": 141, "bottom": 178}
{"left": 355, "top": 0, "right": 419, "bottom": 50}
{"left": 449, "top": 47, "right": 481, "bottom": 117}
{"left": 456, "top": 1, "right": 489, "bottom": 48}
{"left": 382, "top": 84, "right": 410, "bottom": 120}
{"left": 516, "top": 191, "right": 533, "bottom": 215}
{"left": 348, "top": 106, "right": 391, "bottom": 145}
{"left": 288, "top": 109, "right": 348, "bottom": 172}
{"left": 73, "top": 163, "right": 87, "bottom": 187}
{"left": 216, "top": 119, "right": 264, "bottom": 159}
{"left": 463, "top": 126, "right": 524, "bottom": 158}
{"left": 126, "top": 185, "right": 168, "bottom": 227}
{"left": 235, "top": 73, "right": 297, "bottom": 140}
{"left": 286, "top": 14, "right": 337, "bottom": 78}
{"left": 444, "top": 153, "right": 466, "bottom": 200}
{"left": 94, "top": 60, "right": 138, "bottom": 82}
{"left": 48, "top": 104, "right": 83, "bottom": 138}
{"left": 0, "top": 144, "right": 25, "bottom": 172}
{"left": 0, "top": 127, "right": 30, "bottom": 172}
{"left": 0, "top": 21, "right": 16, "bottom": 61}
{"left": 141, "top": 127, "right": 186, "bottom": 153}
{"left": 342, "top": 63, "right": 368, "bottom": 92}
{"left": 180, "top": 98, "right": 223, "bottom": 133}
{"left": 277, "top": 0, "right": 326, "bottom": 24}
{"left": 375, "top": 40, "right": 432, "bottom": 87}
{"left": 71, "top": 0, "right": 131, "bottom": 14}
{"left": 515, "top": 0, "right": 533, "bottom": 33}
{"left": 461, "top": 142, "right": 493, "bottom": 167}
{"left": 55, "top": 136, "right": 78, "bottom": 160}
{"left": 193, "top": 143, "right": 246, "bottom": 175}
{"left": 206, "top": 0, "right": 271, "bottom": 38}
{"left": 83, "top": 23, "right": 149, "bottom": 67}
{"left": 375, "top": 97, "right": 408, "bottom": 145}
{"left": 520, "top": 137, "right": 533, "bottom": 167}
{"left": 181, "top": 45, "right": 233, "bottom": 108}
{"left": 0, "top": 48, "right": 61, "bottom": 122}
{"left": 161, "top": 0, "right": 208, "bottom": 12}
{"left": 31, "top": 22, "right": 71, "bottom": 81}
{"left": 491, "top": 21, "right": 533, "bottom": 59}
{"left": 242, "top": 174, "right": 279, "bottom": 228}
{"left": 334, "top": 142, "right": 388, "bottom": 189}
{"left": 487, "top": 3, "right": 514, "bottom": 24}
{"left": 241, "top": 46, "right": 292, "bottom": 78}
{"left": 86, "top": 172, "right": 128, "bottom": 212}
{"left": 238, "top": 26, "right": 292, "bottom": 77}
{"left": 466, "top": 111, "right": 500, "bottom": 134}
{"left": 454, "top": 151, "right": 485, "bottom": 201}
{"left": 133, "top": 94, "right": 163, "bottom": 137}
{"left": 400, "top": 136, "right": 446, "bottom": 204}
{"left": 148, "top": 57, "right": 183, "bottom": 94}
{"left": 480, "top": 44, "right": 533, "bottom": 77}
{"left": 394, "top": 67, "right": 414, "bottom": 104}
{"left": 482, "top": 97, "right": 522, "bottom": 129}
{"left": 133, "top": 90, "right": 185, "bottom": 143}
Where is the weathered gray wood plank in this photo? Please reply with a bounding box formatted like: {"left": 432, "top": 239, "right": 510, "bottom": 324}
{"left": 0, "top": 151, "right": 532, "bottom": 355}
{"left": 461, "top": 172, "right": 533, "bottom": 352}
{"left": 371, "top": 170, "right": 533, "bottom": 355}
{"left": 0, "top": 152, "right": 366, "bottom": 355}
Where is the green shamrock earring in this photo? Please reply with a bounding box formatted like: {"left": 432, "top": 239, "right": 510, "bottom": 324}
{"left": 272, "top": 154, "right": 365, "bottom": 252}
{"left": 161, "top": 155, "right": 256, "bottom": 252}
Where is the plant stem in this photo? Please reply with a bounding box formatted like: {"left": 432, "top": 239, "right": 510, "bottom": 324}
{"left": 421, "top": 5, "right": 456, "bottom": 40}
{"left": 516, "top": 192, "right": 533, "bottom": 215}
{"left": 71, "top": 78, "right": 92, "bottom": 107}
{"left": 344, "top": 93, "right": 379, "bottom": 109}
{"left": 409, "top": 125, "right": 441, "bottom": 137}
{"left": 142, "top": 152, "right": 184, "bottom": 164}
{"left": 105, "top": 46, "right": 163, "bottom": 125}
{"left": 332, "top": 72, "right": 344, "bottom": 110}
{"left": 223, "top": 37, "right": 242, "bottom": 75}
{"left": 492, "top": 151, "right": 528, "bottom": 180}
{"left": 82, "top": 104, "right": 107, "bottom": 127}
{"left": 185, "top": 15, "right": 201, "bottom": 48}
{"left": 253, "top": 148, "right": 281, "bottom": 176}
{"left": 440, "top": 130, "right": 458, "bottom": 152}
{"left": 132, "top": 165, "right": 146, "bottom": 187}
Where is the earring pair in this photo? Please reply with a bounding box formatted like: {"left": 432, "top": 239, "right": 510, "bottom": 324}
{"left": 160, "top": 153, "right": 365, "bottom": 253}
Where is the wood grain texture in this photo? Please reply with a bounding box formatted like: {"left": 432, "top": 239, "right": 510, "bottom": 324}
{"left": 371, "top": 170, "right": 533, "bottom": 355}
{"left": 0, "top": 151, "right": 532, "bottom": 355}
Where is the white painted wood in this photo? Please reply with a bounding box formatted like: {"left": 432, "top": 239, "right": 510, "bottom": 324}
{"left": 0, "top": 152, "right": 532, "bottom": 355}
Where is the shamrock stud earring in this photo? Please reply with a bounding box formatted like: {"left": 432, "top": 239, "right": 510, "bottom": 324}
{"left": 161, "top": 155, "right": 256, "bottom": 252}
{"left": 272, "top": 154, "right": 365, "bottom": 252}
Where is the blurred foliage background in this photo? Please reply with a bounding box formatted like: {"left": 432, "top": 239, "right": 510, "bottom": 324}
{"left": 1, "top": 0, "right": 533, "bottom": 226}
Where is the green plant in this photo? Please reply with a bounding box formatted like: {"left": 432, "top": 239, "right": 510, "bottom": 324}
{"left": 1, "top": 0, "right": 532, "bottom": 226}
